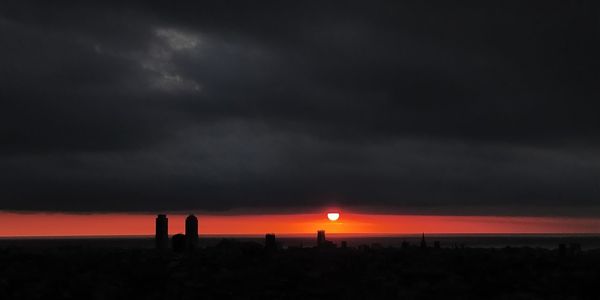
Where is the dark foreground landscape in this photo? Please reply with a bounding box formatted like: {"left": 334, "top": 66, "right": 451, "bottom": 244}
{"left": 1, "top": 237, "right": 600, "bottom": 299}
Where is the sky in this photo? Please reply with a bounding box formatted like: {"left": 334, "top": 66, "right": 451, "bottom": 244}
{"left": 2, "top": 212, "right": 600, "bottom": 237}
{"left": 1, "top": 1, "right": 600, "bottom": 234}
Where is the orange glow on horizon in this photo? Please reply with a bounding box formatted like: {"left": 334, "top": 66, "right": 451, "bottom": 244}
{"left": 0, "top": 211, "right": 599, "bottom": 237}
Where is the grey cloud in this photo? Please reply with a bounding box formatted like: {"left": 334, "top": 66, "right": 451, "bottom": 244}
{"left": 0, "top": 0, "right": 599, "bottom": 216}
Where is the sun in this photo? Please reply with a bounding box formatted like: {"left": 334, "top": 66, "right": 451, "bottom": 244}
{"left": 327, "top": 212, "right": 340, "bottom": 221}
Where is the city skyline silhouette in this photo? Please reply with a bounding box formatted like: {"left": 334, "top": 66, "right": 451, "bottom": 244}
{"left": 1, "top": 1, "right": 599, "bottom": 298}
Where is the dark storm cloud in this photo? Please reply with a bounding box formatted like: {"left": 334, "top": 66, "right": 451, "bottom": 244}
{"left": 1, "top": 1, "right": 599, "bottom": 215}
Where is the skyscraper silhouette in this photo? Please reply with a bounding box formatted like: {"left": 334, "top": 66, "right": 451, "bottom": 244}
{"left": 265, "top": 233, "right": 277, "bottom": 251}
{"left": 185, "top": 214, "right": 199, "bottom": 250}
{"left": 155, "top": 214, "right": 169, "bottom": 250}
{"left": 316, "top": 230, "right": 335, "bottom": 248}
{"left": 420, "top": 233, "right": 427, "bottom": 249}
{"left": 317, "top": 230, "right": 326, "bottom": 247}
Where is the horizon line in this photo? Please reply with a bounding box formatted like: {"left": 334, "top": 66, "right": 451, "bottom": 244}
{"left": 3, "top": 232, "right": 600, "bottom": 239}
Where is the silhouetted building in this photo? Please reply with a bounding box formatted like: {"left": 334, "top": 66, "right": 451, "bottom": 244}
{"left": 185, "top": 214, "right": 199, "bottom": 250}
{"left": 420, "top": 233, "right": 427, "bottom": 249}
{"left": 265, "top": 233, "right": 277, "bottom": 251}
{"left": 172, "top": 234, "right": 186, "bottom": 253}
{"left": 316, "top": 230, "right": 335, "bottom": 248}
{"left": 434, "top": 241, "right": 441, "bottom": 249}
{"left": 341, "top": 241, "right": 348, "bottom": 249}
{"left": 569, "top": 243, "right": 581, "bottom": 255}
{"left": 371, "top": 243, "right": 383, "bottom": 249}
{"left": 559, "top": 243, "right": 567, "bottom": 257}
{"left": 317, "top": 230, "right": 326, "bottom": 247}
{"left": 155, "top": 214, "right": 169, "bottom": 250}
{"left": 401, "top": 241, "right": 410, "bottom": 249}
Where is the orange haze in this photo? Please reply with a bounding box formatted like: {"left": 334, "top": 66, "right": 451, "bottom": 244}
{"left": 1, "top": 211, "right": 599, "bottom": 237}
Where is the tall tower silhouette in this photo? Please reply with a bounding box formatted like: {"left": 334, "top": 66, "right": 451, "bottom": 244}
{"left": 155, "top": 214, "right": 169, "bottom": 250}
{"left": 317, "top": 230, "right": 326, "bottom": 247}
{"left": 185, "top": 214, "right": 199, "bottom": 250}
{"left": 420, "top": 233, "right": 427, "bottom": 249}
{"left": 265, "top": 233, "right": 277, "bottom": 251}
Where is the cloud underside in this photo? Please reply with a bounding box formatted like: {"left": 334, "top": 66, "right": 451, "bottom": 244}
{"left": 1, "top": 1, "right": 599, "bottom": 216}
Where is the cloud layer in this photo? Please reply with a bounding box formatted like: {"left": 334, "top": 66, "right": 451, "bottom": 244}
{"left": 1, "top": 1, "right": 599, "bottom": 215}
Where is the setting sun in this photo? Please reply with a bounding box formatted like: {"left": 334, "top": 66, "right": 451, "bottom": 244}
{"left": 327, "top": 212, "right": 340, "bottom": 221}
